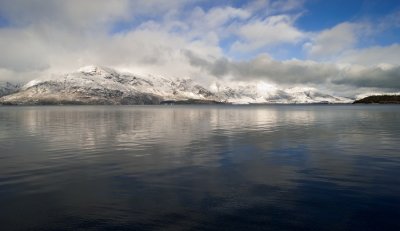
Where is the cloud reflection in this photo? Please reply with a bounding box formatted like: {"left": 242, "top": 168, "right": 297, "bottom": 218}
{"left": 1, "top": 105, "right": 400, "bottom": 230}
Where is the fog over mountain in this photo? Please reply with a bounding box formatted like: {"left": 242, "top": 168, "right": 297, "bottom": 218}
{"left": 0, "top": 0, "right": 399, "bottom": 98}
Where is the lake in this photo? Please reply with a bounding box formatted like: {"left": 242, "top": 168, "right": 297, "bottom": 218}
{"left": 0, "top": 105, "right": 400, "bottom": 231}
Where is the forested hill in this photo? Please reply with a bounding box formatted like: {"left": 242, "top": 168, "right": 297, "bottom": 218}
{"left": 353, "top": 95, "right": 400, "bottom": 104}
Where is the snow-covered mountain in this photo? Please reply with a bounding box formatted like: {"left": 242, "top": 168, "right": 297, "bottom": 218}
{"left": 0, "top": 82, "right": 20, "bottom": 97}
{"left": 0, "top": 66, "right": 352, "bottom": 105}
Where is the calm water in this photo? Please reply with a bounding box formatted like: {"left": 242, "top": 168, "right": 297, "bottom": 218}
{"left": 0, "top": 105, "right": 400, "bottom": 231}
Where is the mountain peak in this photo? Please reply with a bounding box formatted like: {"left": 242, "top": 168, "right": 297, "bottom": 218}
{"left": 77, "top": 65, "right": 117, "bottom": 76}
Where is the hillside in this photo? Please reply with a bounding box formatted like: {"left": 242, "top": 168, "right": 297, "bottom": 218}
{"left": 0, "top": 82, "right": 20, "bottom": 97}
{"left": 353, "top": 95, "right": 400, "bottom": 104}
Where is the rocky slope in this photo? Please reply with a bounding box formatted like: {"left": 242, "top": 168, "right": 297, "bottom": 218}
{"left": 0, "top": 82, "right": 20, "bottom": 97}
{"left": 0, "top": 66, "right": 352, "bottom": 105}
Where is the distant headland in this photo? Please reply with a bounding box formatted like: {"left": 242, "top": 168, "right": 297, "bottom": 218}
{"left": 353, "top": 95, "right": 400, "bottom": 104}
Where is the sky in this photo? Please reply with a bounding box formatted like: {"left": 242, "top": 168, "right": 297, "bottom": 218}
{"left": 0, "top": 0, "right": 399, "bottom": 96}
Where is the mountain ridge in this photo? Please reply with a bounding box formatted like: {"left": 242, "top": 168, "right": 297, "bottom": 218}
{"left": 0, "top": 66, "right": 353, "bottom": 105}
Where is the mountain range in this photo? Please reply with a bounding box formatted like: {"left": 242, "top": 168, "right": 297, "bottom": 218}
{"left": 0, "top": 66, "right": 352, "bottom": 105}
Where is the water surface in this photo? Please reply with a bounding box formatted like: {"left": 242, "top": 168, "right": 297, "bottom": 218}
{"left": 1, "top": 105, "right": 400, "bottom": 230}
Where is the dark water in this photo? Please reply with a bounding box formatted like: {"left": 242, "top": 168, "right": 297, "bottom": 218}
{"left": 1, "top": 105, "right": 400, "bottom": 231}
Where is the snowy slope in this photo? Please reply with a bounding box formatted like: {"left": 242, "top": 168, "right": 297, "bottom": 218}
{"left": 0, "top": 66, "right": 352, "bottom": 105}
{"left": 0, "top": 82, "right": 20, "bottom": 97}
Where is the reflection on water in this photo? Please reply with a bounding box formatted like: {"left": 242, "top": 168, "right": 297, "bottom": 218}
{"left": 1, "top": 105, "right": 400, "bottom": 230}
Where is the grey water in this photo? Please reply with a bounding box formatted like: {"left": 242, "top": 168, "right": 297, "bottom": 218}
{"left": 0, "top": 105, "right": 400, "bottom": 231}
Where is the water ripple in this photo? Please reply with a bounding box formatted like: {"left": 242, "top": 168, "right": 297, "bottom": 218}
{"left": 0, "top": 105, "right": 400, "bottom": 230}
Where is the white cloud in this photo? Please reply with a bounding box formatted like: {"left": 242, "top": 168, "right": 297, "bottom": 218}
{"left": 231, "top": 15, "right": 305, "bottom": 53}
{"left": 171, "top": 6, "right": 251, "bottom": 46}
{"left": 245, "top": 0, "right": 305, "bottom": 15}
{"left": 0, "top": 27, "right": 49, "bottom": 71}
{"left": 270, "top": 0, "right": 305, "bottom": 12}
{"left": 339, "top": 44, "right": 400, "bottom": 66}
{"left": 377, "top": 10, "right": 400, "bottom": 31}
{"left": 304, "top": 22, "right": 362, "bottom": 58}
{"left": 185, "top": 51, "right": 400, "bottom": 94}
{"left": 0, "top": 1, "right": 221, "bottom": 81}
{"left": 190, "top": 6, "right": 251, "bottom": 30}
{"left": 0, "top": 0, "right": 131, "bottom": 31}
